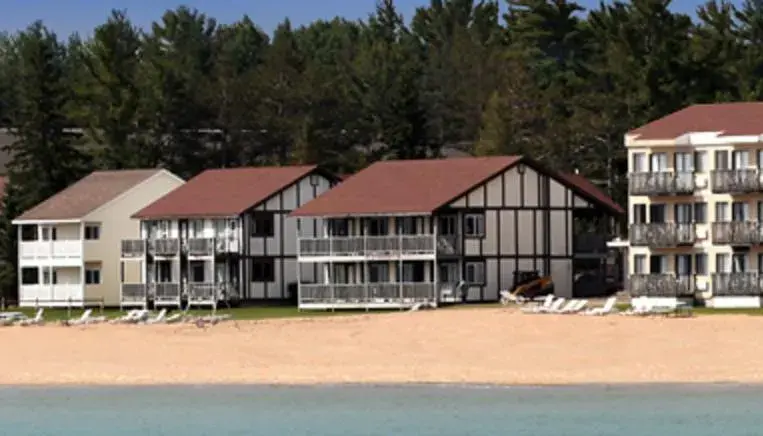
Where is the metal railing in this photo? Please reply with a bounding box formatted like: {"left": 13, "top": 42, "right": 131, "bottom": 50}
{"left": 711, "top": 169, "right": 761, "bottom": 194}
{"left": 120, "top": 283, "right": 148, "bottom": 306}
{"left": 299, "top": 282, "right": 436, "bottom": 304}
{"left": 148, "top": 238, "right": 180, "bottom": 256}
{"left": 299, "top": 235, "right": 453, "bottom": 257}
{"left": 629, "top": 223, "right": 695, "bottom": 247}
{"left": 712, "top": 221, "right": 763, "bottom": 245}
{"left": 712, "top": 273, "right": 763, "bottom": 296}
{"left": 153, "top": 282, "right": 181, "bottom": 304}
{"left": 629, "top": 274, "right": 694, "bottom": 297}
{"left": 629, "top": 172, "right": 695, "bottom": 196}
{"left": 121, "top": 240, "right": 146, "bottom": 258}
{"left": 186, "top": 238, "right": 215, "bottom": 256}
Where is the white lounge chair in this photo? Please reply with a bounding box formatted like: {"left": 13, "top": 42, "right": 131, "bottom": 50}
{"left": 582, "top": 297, "right": 617, "bottom": 316}
{"left": 17, "top": 308, "right": 45, "bottom": 326}
{"left": 549, "top": 300, "right": 578, "bottom": 314}
{"left": 520, "top": 294, "right": 554, "bottom": 313}
{"left": 110, "top": 309, "right": 149, "bottom": 324}
{"left": 527, "top": 297, "right": 565, "bottom": 314}
{"left": 145, "top": 309, "right": 167, "bottom": 324}
{"left": 561, "top": 299, "right": 588, "bottom": 314}
{"left": 64, "top": 309, "right": 95, "bottom": 326}
{"left": 165, "top": 312, "right": 184, "bottom": 323}
{"left": 621, "top": 297, "right": 652, "bottom": 316}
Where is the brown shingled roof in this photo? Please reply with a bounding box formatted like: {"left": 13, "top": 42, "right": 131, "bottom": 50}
{"left": 133, "top": 165, "right": 324, "bottom": 219}
{"left": 291, "top": 156, "right": 623, "bottom": 217}
{"left": 629, "top": 102, "right": 763, "bottom": 140}
{"left": 15, "top": 169, "right": 163, "bottom": 221}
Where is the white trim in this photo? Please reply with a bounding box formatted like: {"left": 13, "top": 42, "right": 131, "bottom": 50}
{"left": 83, "top": 169, "right": 184, "bottom": 220}
{"left": 626, "top": 131, "right": 763, "bottom": 147}
{"left": 12, "top": 219, "right": 81, "bottom": 225}
{"left": 292, "top": 212, "right": 433, "bottom": 218}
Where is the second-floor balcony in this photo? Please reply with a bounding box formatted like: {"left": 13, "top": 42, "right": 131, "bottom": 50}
{"left": 711, "top": 221, "right": 763, "bottom": 245}
{"left": 629, "top": 172, "right": 695, "bottom": 196}
{"left": 298, "top": 235, "right": 455, "bottom": 258}
{"left": 629, "top": 223, "right": 695, "bottom": 248}
{"left": 629, "top": 274, "right": 694, "bottom": 297}
{"left": 121, "top": 239, "right": 146, "bottom": 258}
{"left": 185, "top": 237, "right": 240, "bottom": 256}
{"left": 19, "top": 240, "right": 82, "bottom": 261}
{"left": 711, "top": 169, "right": 762, "bottom": 194}
{"left": 148, "top": 238, "right": 180, "bottom": 257}
{"left": 712, "top": 273, "right": 763, "bottom": 296}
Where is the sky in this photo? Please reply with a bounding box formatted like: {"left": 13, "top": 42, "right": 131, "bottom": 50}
{"left": 0, "top": 0, "right": 741, "bottom": 38}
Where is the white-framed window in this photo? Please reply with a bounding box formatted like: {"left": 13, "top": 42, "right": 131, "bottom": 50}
{"left": 732, "top": 202, "right": 749, "bottom": 221}
{"left": 633, "top": 255, "right": 646, "bottom": 274}
{"left": 650, "top": 153, "right": 668, "bottom": 172}
{"left": 733, "top": 150, "right": 750, "bottom": 169}
{"left": 632, "top": 152, "right": 646, "bottom": 172}
{"left": 715, "top": 202, "right": 729, "bottom": 222}
{"left": 85, "top": 268, "right": 101, "bottom": 285}
{"left": 465, "top": 261, "right": 485, "bottom": 284}
{"left": 675, "top": 152, "right": 693, "bottom": 172}
{"left": 84, "top": 225, "right": 100, "bottom": 240}
{"left": 42, "top": 269, "right": 58, "bottom": 285}
{"left": 715, "top": 150, "right": 729, "bottom": 170}
{"left": 716, "top": 253, "right": 730, "bottom": 273}
{"left": 464, "top": 214, "right": 485, "bottom": 238}
{"left": 694, "top": 151, "right": 708, "bottom": 172}
{"left": 695, "top": 253, "right": 707, "bottom": 275}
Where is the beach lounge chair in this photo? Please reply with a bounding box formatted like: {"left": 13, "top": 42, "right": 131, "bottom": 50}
{"left": 548, "top": 300, "right": 578, "bottom": 314}
{"left": 110, "top": 309, "right": 149, "bottom": 324}
{"left": 520, "top": 294, "right": 554, "bottom": 313}
{"left": 621, "top": 298, "right": 653, "bottom": 316}
{"left": 526, "top": 297, "right": 565, "bottom": 314}
{"left": 561, "top": 299, "right": 588, "bottom": 314}
{"left": 165, "top": 312, "right": 184, "bottom": 323}
{"left": 145, "top": 309, "right": 167, "bottom": 324}
{"left": 0, "top": 311, "right": 25, "bottom": 326}
{"left": 17, "top": 308, "right": 45, "bottom": 326}
{"left": 581, "top": 297, "right": 617, "bottom": 316}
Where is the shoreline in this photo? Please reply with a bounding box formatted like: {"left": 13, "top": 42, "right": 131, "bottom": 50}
{"left": 5, "top": 309, "right": 763, "bottom": 386}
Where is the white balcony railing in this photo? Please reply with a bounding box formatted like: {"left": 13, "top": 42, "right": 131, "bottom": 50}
{"left": 19, "top": 240, "right": 82, "bottom": 260}
{"left": 298, "top": 235, "right": 451, "bottom": 257}
{"left": 299, "top": 282, "right": 436, "bottom": 304}
{"left": 19, "top": 284, "right": 82, "bottom": 304}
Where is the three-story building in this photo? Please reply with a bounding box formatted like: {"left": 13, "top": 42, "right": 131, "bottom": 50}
{"left": 626, "top": 102, "right": 763, "bottom": 308}
{"left": 291, "top": 156, "right": 623, "bottom": 310}
{"left": 122, "top": 165, "right": 337, "bottom": 308}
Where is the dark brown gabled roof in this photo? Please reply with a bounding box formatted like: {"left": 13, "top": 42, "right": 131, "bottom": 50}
{"left": 557, "top": 173, "right": 624, "bottom": 215}
{"left": 133, "top": 165, "right": 326, "bottom": 219}
{"left": 14, "top": 169, "right": 164, "bottom": 221}
{"left": 628, "top": 102, "right": 763, "bottom": 140}
{"left": 291, "top": 156, "right": 624, "bottom": 217}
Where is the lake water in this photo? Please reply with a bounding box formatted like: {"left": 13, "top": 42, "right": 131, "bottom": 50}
{"left": 2, "top": 384, "right": 762, "bottom": 435}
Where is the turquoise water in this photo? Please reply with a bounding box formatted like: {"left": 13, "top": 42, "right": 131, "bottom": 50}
{"left": 2, "top": 384, "right": 762, "bottom": 435}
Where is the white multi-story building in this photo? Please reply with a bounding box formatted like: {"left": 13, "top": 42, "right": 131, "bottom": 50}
{"left": 12, "top": 169, "right": 185, "bottom": 307}
{"left": 121, "top": 165, "right": 337, "bottom": 308}
{"left": 291, "top": 156, "right": 623, "bottom": 310}
{"left": 626, "top": 102, "right": 763, "bottom": 308}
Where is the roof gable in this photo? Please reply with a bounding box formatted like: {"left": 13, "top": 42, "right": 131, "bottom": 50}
{"left": 14, "top": 169, "right": 163, "bottom": 222}
{"left": 133, "top": 165, "right": 323, "bottom": 219}
{"left": 628, "top": 102, "right": 763, "bottom": 140}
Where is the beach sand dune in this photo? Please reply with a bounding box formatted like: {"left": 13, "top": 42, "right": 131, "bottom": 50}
{"left": 3, "top": 308, "right": 763, "bottom": 385}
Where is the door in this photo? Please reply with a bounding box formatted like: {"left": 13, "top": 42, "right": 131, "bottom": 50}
{"left": 650, "top": 153, "right": 668, "bottom": 172}
{"left": 732, "top": 252, "right": 747, "bottom": 273}
{"left": 674, "top": 204, "right": 693, "bottom": 224}
{"left": 438, "top": 216, "right": 457, "bottom": 236}
{"left": 715, "top": 150, "right": 730, "bottom": 170}
{"left": 649, "top": 255, "right": 667, "bottom": 274}
{"left": 732, "top": 150, "right": 750, "bottom": 169}
{"left": 732, "top": 202, "right": 749, "bottom": 221}
{"left": 675, "top": 152, "right": 693, "bottom": 172}
{"left": 649, "top": 204, "right": 666, "bottom": 223}
{"left": 439, "top": 263, "right": 459, "bottom": 285}
{"left": 675, "top": 254, "right": 692, "bottom": 276}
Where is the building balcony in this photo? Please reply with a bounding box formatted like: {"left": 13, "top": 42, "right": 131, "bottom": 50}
{"left": 629, "top": 172, "right": 695, "bottom": 196}
{"left": 19, "top": 240, "right": 82, "bottom": 263}
{"left": 711, "top": 169, "right": 761, "bottom": 194}
{"left": 19, "top": 284, "right": 83, "bottom": 306}
{"left": 120, "top": 283, "right": 148, "bottom": 306}
{"left": 711, "top": 222, "right": 763, "bottom": 245}
{"left": 152, "top": 282, "right": 181, "bottom": 305}
{"left": 629, "top": 223, "right": 695, "bottom": 248}
{"left": 629, "top": 274, "right": 694, "bottom": 297}
{"left": 298, "top": 235, "right": 453, "bottom": 259}
{"left": 712, "top": 273, "right": 762, "bottom": 296}
{"left": 299, "top": 282, "right": 436, "bottom": 305}
{"left": 121, "top": 240, "right": 146, "bottom": 258}
{"left": 148, "top": 238, "right": 180, "bottom": 257}
{"left": 185, "top": 237, "right": 240, "bottom": 257}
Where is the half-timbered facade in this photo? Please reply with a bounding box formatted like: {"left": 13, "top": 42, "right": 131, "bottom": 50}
{"left": 122, "top": 165, "right": 337, "bottom": 308}
{"left": 291, "top": 156, "right": 623, "bottom": 310}
{"left": 626, "top": 103, "right": 763, "bottom": 308}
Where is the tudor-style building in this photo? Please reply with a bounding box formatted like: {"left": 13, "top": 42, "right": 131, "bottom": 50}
{"left": 290, "top": 156, "right": 623, "bottom": 310}
{"left": 120, "top": 165, "right": 337, "bottom": 309}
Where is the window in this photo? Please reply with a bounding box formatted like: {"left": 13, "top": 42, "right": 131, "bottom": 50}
{"left": 438, "top": 216, "right": 457, "bottom": 235}
{"left": 85, "top": 268, "right": 101, "bottom": 285}
{"left": 190, "top": 261, "right": 205, "bottom": 282}
{"left": 368, "top": 263, "right": 389, "bottom": 283}
{"left": 189, "top": 219, "right": 204, "bottom": 237}
{"left": 674, "top": 204, "right": 693, "bottom": 224}
{"left": 715, "top": 150, "right": 729, "bottom": 170}
{"left": 758, "top": 150, "right": 763, "bottom": 169}
{"left": 694, "top": 151, "right": 707, "bottom": 172}
{"left": 251, "top": 212, "right": 274, "bottom": 237}
{"left": 329, "top": 219, "right": 349, "bottom": 236}
{"left": 715, "top": 202, "right": 728, "bottom": 222}
{"left": 367, "top": 218, "right": 388, "bottom": 236}
{"left": 332, "top": 264, "right": 353, "bottom": 284}
{"left": 41, "top": 227, "right": 57, "bottom": 241}
{"left": 398, "top": 262, "right": 425, "bottom": 282}
{"left": 675, "top": 254, "right": 692, "bottom": 276}
{"left": 732, "top": 202, "right": 749, "bottom": 221}
{"left": 396, "top": 217, "right": 416, "bottom": 235}
{"left": 695, "top": 254, "right": 707, "bottom": 275}
{"left": 732, "top": 252, "right": 747, "bottom": 273}
{"left": 694, "top": 203, "right": 707, "bottom": 223}
{"left": 733, "top": 150, "right": 750, "bottom": 169}
{"left": 649, "top": 255, "right": 667, "bottom": 273}
{"left": 650, "top": 153, "right": 668, "bottom": 172}
{"left": 20, "top": 225, "right": 37, "bottom": 241}
{"left": 251, "top": 259, "right": 275, "bottom": 282}
{"left": 675, "top": 152, "right": 693, "bottom": 172}
{"left": 716, "top": 254, "right": 730, "bottom": 273}
{"left": 632, "top": 204, "right": 647, "bottom": 224}
{"left": 648, "top": 204, "right": 666, "bottom": 223}
{"left": 632, "top": 153, "right": 646, "bottom": 172}
{"left": 633, "top": 255, "right": 646, "bottom": 274}
{"left": 20, "top": 267, "right": 39, "bottom": 285}
{"left": 42, "top": 269, "right": 58, "bottom": 285}
{"left": 464, "top": 213, "right": 485, "bottom": 237}
{"left": 84, "top": 225, "right": 100, "bottom": 240}
{"left": 465, "top": 261, "right": 485, "bottom": 284}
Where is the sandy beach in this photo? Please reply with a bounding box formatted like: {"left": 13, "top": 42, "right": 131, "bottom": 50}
{"left": 3, "top": 308, "right": 763, "bottom": 385}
